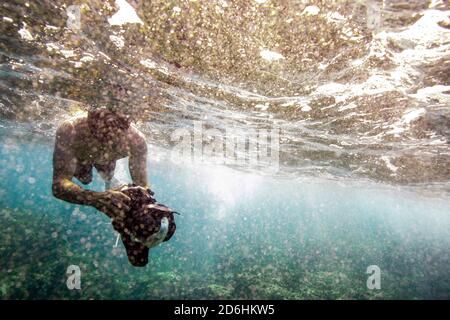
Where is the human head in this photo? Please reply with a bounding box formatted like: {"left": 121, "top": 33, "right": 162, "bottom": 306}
{"left": 87, "top": 106, "right": 132, "bottom": 144}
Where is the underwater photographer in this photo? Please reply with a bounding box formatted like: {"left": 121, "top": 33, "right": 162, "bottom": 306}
{"left": 52, "top": 83, "right": 176, "bottom": 266}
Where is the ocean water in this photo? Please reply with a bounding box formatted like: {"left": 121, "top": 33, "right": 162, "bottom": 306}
{"left": 0, "top": 122, "right": 449, "bottom": 299}
{"left": 0, "top": 0, "right": 449, "bottom": 299}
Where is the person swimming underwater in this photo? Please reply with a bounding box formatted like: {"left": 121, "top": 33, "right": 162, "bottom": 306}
{"left": 51, "top": 84, "right": 165, "bottom": 266}
{"left": 52, "top": 105, "right": 147, "bottom": 220}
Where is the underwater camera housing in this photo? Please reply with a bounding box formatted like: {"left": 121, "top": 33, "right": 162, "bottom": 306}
{"left": 111, "top": 184, "right": 177, "bottom": 267}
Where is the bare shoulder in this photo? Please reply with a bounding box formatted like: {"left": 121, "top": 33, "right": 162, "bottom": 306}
{"left": 55, "top": 119, "right": 75, "bottom": 141}
{"left": 128, "top": 124, "right": 146, "bottom": 143}
{"left": 56, "top": 115, "right": 90, "bottom": 138}
{"left": 128, "top": 124, "right": 147, "bottom": 150}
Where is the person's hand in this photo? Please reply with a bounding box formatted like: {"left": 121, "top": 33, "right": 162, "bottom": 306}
{"left": 115, "top": 184, "right": 155, "bottom": 203}
{"left": 92, "top": 190, "right": 131, "bottom": 220}
{"left": 128, "top": 185, "right": 155, "bottom": 199}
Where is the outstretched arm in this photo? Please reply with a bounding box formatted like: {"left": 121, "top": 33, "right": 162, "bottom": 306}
{"left": 129, "top": 126, "right": 149, "bottom": 188}
{"left": 52, "top": 121, "right": 97, "bottom": 205}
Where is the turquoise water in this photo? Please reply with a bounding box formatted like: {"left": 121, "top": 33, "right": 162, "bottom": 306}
{"left": 1, "top": 0, "right": 449, "bottom": 300}
{"left": 1, "top": 124, "right": 449, "bottom": 299}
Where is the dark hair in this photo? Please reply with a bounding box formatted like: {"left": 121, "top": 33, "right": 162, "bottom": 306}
{"left": 88, "top": 106, "right": 131, "bottom": 130}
